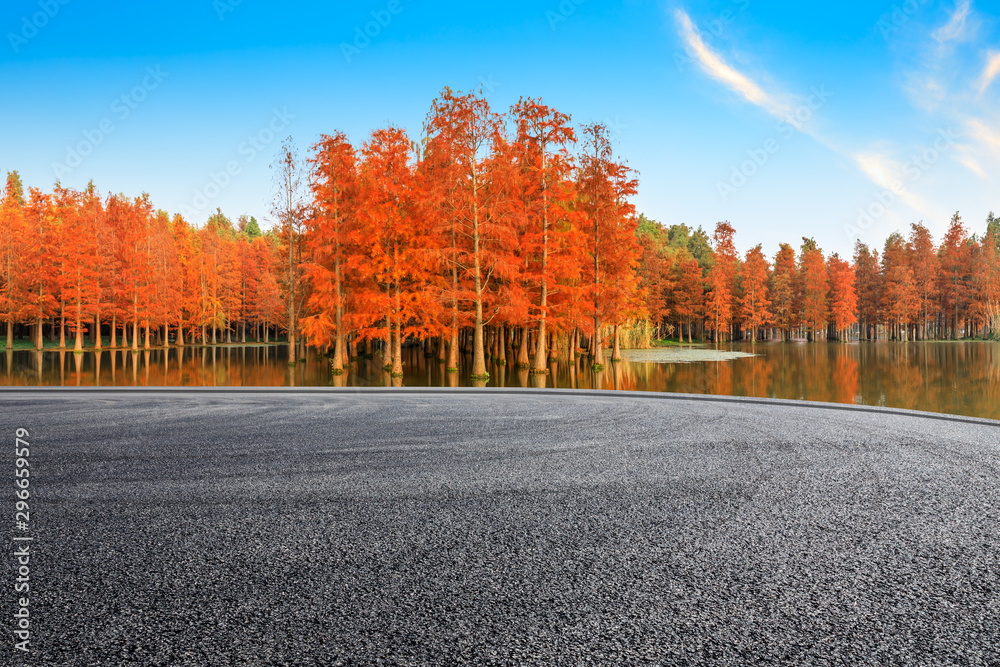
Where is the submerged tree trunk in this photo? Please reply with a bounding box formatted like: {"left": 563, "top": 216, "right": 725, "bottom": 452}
{"left": 517, "top": 326, "right": 530, "bottom": 369}
{"left": 74, "top": 308, "right": 84, "bottom": 352}
{"left": 592, "top": 320, "right": 605, "bottom": 368}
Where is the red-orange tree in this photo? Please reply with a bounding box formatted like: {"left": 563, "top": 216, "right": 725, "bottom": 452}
{"left": 739, "top": 245, "right": 771, "bottom": 341}
{"left": 577, "top": 122, "right": 640, "bottom": 365}
{"left": 302, "top": 131, "right": 359, "bottom": 373}
{"left": 770, "top": 243, "right": 797, "bottom": 341}
{"left": 938, "top": 213, "right": 971, "bottom": 339}
{"left": 826, "top": 253, "right": 857, "bottom": 341}
{"left": 513, "top": 98, "right": 581, "bottom": 372}
{"left": 798, "top": 238, "right": 828, "bottom": 341}
{"left": 0, "top": 172, "right": 25, "bottom": 348}
{"left": 704, "top": 222, "right": 737, "bottom": 342}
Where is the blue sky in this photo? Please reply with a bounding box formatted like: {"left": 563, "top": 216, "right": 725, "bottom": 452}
{"left": 1, "top": 0, "right": 997, "bottom": 258}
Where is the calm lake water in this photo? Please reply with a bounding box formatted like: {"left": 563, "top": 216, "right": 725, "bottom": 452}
{"left": 2, "top": 341, "right": 998, "bottom": 420}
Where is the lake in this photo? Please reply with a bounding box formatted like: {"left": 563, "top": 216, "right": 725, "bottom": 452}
{"left": 2, "top": 341, "right": 998, "bottom": 420}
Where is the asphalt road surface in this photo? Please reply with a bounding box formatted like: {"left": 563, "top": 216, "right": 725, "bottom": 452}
{"left": 2, "top": 388, "right": 999, "bottom": 665}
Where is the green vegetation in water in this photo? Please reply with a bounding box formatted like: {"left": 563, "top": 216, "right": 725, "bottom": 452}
{"left": 620, "top": 348, "right": 756, "bottom": 363}
{"left": 652, "top": 338, "right": 708, "bottom": 348}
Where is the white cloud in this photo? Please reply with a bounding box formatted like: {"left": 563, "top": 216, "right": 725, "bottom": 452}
{"left": 978, "top": 51, "right": 1000, "bottom": 94}
{"left": 956, "top": 150, "right": 988, "bottom": 178}
{"left": 967, "top": 118, "right": 1000, "bottom": 152}
{"left": 673, "top": 6, "right": 947, "bottom": 222}
{"left": 933, "top": 0, "right": 973, "bottom": 44}
{"left": 851, "top": 150, "right": 942, "bottom": 220}
{"left": 673, "top": 8, "right": 794, "bottom": 121}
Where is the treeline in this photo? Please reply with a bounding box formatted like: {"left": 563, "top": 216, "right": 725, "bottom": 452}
{"left": 3, "top": 87, "right": 998, "bottom": 380}
{"left": 0, "top": 171, "right": 288, "bottom": 353}
{"left": 637, "top": 212, "right": 1000, "bottom": 343}
{"left": 0, "top": 89, "right": 643, "bottom": 378}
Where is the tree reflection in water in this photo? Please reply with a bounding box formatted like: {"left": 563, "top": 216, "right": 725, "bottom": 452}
{"left": 3, "top": 341, "right": 999, "bottom": 420}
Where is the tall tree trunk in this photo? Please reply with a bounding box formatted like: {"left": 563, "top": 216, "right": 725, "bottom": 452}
{"left": 74, "top": 308, "right": 83, "bottom": 352}
{"left": 391, "top": 302, "right": 403, "bottom": 377}
{"left": 471, "top": 177, "right": 487, "bottom": 379}
{"left": 593, "top": 320, "right": 605, "bottom": 368}
{"left": 517, "top": 326, "right": 530, "bottom": 369}
{"left": 532, "top": 324, "right": 548, "bottom": 373}
{"left": 447, "top": 329, "right": 459, "bottom": 371}
{"left": 612, "top": 324, "right": 621, "bottom": 361}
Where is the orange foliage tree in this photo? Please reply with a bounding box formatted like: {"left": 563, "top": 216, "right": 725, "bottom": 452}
{"left": 826, "top": 253, "right": 857, "bottom": 341}
{"left": 739, "top": 245, "right": 771, "bottom": 341}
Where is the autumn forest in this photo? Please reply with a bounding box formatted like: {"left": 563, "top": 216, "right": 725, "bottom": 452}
{"left": 2, "top": 89, "right": 999, "bottom": 381}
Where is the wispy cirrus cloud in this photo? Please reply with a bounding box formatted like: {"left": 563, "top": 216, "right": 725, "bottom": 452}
{"left": 673, "top": 6, "right": 946, "bottom": 223}
{"left": 933, "top": 0, "right": 973, "bottom": 43}
{"left": 902, "top": 2, "right": 1000, "bottom": 184}
{"left": 673, "top": 8, "right": 794, "bottom": 122}
{"left": 978, "top": 51, "right": 1000, "bottom": 94}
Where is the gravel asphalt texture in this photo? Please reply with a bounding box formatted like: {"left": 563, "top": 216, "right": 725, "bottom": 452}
{"left": 2, "top": 388, "right": 999, "bottom": 666}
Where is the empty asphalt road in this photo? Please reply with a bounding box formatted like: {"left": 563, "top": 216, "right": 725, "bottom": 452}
{"left": 2, "top": 389, "right": 999, "bottom": 665}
